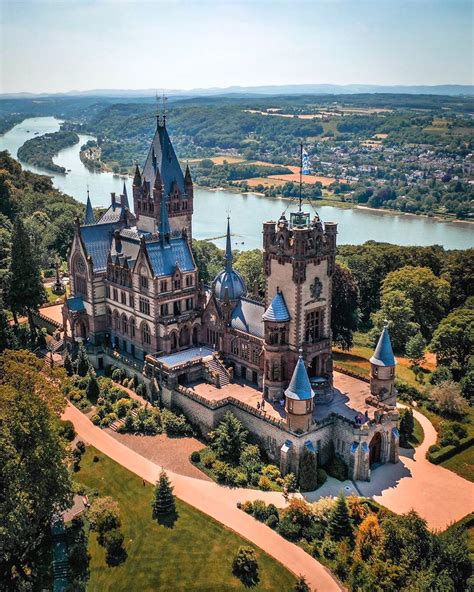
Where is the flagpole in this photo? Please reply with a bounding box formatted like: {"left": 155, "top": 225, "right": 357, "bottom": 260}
{"left": 299, "top": 140, "right": 303, "bottom": 212}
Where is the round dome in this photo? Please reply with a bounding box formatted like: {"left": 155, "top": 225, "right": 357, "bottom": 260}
{"left": 213, "top": 269, "right": 246, "bottom": 301}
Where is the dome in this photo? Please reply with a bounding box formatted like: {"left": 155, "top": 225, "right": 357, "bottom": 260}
{"left": 213, "top": 269, "right": 246, "bottom": 301}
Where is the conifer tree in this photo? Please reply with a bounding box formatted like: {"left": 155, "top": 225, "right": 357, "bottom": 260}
{"left": 152, "top": 470, "right": 175, "bottom": 518}
{"left": 209, "top": 411, "right": 248, "bottom": 463}
{"left": 328, "top": 493, "right": 353, "bottom": 542}
{"left": 293, "top": 575, "right": 311, "bottom": 592}
{"left": 399, "top": 408, "right": 415, "bottom": 447}
{"left": 63, "top": 350, "right": 74, "bottom": 376}
{"left": 75, "top": 342, "right": 91, "bottom": 377}
{"left": 298, "top": 446, "right": 318, "bottom": 492}
{"left": 5, "top": 217, "right": 45, "bottom": 328}
{"left": 86, "top": 372, "right": 100, "bottom": 401}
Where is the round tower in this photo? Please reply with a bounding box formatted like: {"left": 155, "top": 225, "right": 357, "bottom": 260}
{"left": 285, "top": 351, "right": 315, "bottom": 433}
{"left": 369, "top": 325, "right": 397, "bottom": 407}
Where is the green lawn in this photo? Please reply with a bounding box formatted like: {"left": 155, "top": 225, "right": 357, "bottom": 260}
{"left": 76, "top": 447, "right": 296, "bottom": 591}
{"left": 440, "top": 446, "right": 474, "bottom": 482}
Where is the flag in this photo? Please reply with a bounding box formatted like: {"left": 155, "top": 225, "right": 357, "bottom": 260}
{"left": 302, "top": 147, "right": 311, "bottom": 175}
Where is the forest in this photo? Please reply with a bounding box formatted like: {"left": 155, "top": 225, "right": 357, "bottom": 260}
{"left": 17, "top": 130, "right": 79, "bottom": 173}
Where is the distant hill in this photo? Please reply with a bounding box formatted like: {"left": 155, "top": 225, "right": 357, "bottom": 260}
{"left": 2, "top": 83, "right": 473, "bottom": 99}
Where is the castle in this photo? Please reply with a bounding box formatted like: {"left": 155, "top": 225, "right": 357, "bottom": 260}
{"left": 63, "top": 115, "right": 400, "bottom": 482}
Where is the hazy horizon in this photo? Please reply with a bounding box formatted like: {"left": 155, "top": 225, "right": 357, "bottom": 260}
{"left": 1, "top": 0, "right": 472, "bottom": 94}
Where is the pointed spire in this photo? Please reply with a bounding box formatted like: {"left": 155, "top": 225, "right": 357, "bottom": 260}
{"left": 370, "top": 324, "right": 396, "bottom": 367}
{"left": 225, "top": 216, "right": 233, "bottom": 272}
{"left": 133, "top": 164, "right": 141, "bottom": 186}
{"left": 122, "top": 182, "right": 130, "bottom": 209}
{"left": 159, "top": 198, "right": 170, "bottom": 245}
{"left": 285, "top": 351, "right": 315, "bottom": 401}
{"left": 185, "top": 163, "right": 192, "bottom": 185}
{"left": 84, "top": 189, "right": 95, "bottom": 225}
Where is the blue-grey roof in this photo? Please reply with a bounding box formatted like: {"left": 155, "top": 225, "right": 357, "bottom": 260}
{"left": 146, "top": 237, "right": 195, "bottom": 277}
{"left": 370, "top": 326, "right": 396, "bottom": 367}
{"left": 213, "top": 269, "right": 246, "bottom": 301}
{"left": 142, "top": 123, "right": 185, "bottom": 196}
{"left": 230, "top": 298, "right": 265, "bottom": 338}
{"left": 285, "top": 356, "right": 315, "bottom": 401}
{"left": 66, "top": 296, "right": 85, "bottom": 312}
{"left": 84, "top": 194, "right": 95, "bottom": 225}
{"left": 263, "top": 291, "right": 291, "bottom": 322}
{"left": 97, "top": 203, "right": 127, "bottom": 224}
{"left": 80, "top": 222, "right": 119, "bottom": 271}
{"left": 155, "top": 346, "right": 215, "bottom": 368}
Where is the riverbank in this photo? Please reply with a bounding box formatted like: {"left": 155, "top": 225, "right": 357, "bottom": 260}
{"left": 17, "top": 130, "right": 79, "bottom": 174}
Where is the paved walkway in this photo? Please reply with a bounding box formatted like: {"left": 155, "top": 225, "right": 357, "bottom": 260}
{"left": 355, "top": 405, "right": 474, "bottom": 530}
{"left": 64, "top": 403, "right": 342, "bottom": 591}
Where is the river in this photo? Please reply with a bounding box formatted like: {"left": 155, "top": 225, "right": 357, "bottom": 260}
{"left": 0, "top": 116, "right": 472, "bottom": 251}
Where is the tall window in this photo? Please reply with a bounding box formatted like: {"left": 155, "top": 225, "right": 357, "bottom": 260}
{"left": 160, "top": 303, "right": 169, "bottom": 316}
{"left": 129, "top": 294, "right": 135, "bottom": 308}
{"left": 305, "top": 310, "right": 322, "bottom": 342}
{"left": 73, "top": 255, "right": 87, "bottom": 298}
{"left": 113, "top": 310, "right": 119, "bottom": 331}
{"left": 140, "top": 274, "right": 149, "bottom": 290}
{"left": 130, "top": 317, "right": 136, "bottom": 338}
{"left": 121, "top": 314, "right": 128, "bottom": 334}
{"left": 160, "top": 280, "right": 168, "bottom": 292}
{"left": 106, "top": 307, "right": 112, "bottom": 327}
{"left": 113, "top": 288, "right": 118, "bottom": 301}
{"left": 142, "top": 322, "right": 151, "bottom": 345}
{"left": 121, "top": 291, "right": 127, "bottom": 305}
{"left": 139, "top": 297, "right": 150, "bottom": 315}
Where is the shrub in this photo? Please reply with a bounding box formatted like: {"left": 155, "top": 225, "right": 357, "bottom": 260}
{"left": 317, "top": 468, "right": 328, "bottom": 486}
{"left": 325, "top": 456, "right": 348, "bottom": 481}
{"left": 93, "top": 455, "right": 100, "bottom": 463}
{"left": 241, "top": 500, "right": 253, "bottom": 514}
{"left": 202, "top": 451, "right": 217, "bottom": 468}
{"left": 250, "top": 472, "right": 261, "bottom": 486}
{"left": 88, "top": 496, "right": 121, "bottom": 535}
{"left": 190, "top": 451, "right": 201, "bottom": 463}
{"left": 277, "top": 516, "right": 302, "bottom": 541}
{"left": 251, "top": 500, "right": 269, "bottom": 522}
{"left": 100, "top": 413, "right": 117, "bottom": 428}
{"left": 102, "top": 528, "right": 127, "bottom": 566}
{"left": 232, "top": 546, "right": 259, "bottom": 587}
{"left": 283, "top": 472, "right": 298, "bottom": 492}
{"left": 213, "top": 460, "right": 231, "bottom": 482}
{"left": 161, "top": 408, "right": 192, "bottom": 437}
{"left": 428, "top": 444, "right": 440, "bottom": 454}
{"left": 321, "top": 535, "right": 338, "bottom": 560}
{"left": 452, "top": 423, "right": 468, "bottom": 439}
{"left": 440, "top": 428, "right": 460, "bottom": 448}
{"left": 430, "top": 366, "right": 453, "bottom": 385}
{"left": 262, "top": 464, "right": 281, "bottom": 481}
{"left": 293, "top": 575, "right": 311, "bottom": 592}
{"left": 91, "top": 414, "right": 101, "bottom": 426}
{"left": 266, "top": 514, "right": 279, "bottom": 529}
{"left": 234, "top": 472, "right": 248, "bottom": 487}
{"left": 72, "top": 391, "right": 83, "bottom": 402}
{"left": 58, "top": 420, "right": 76, "bottom": 442}
{"left": 115, "top": 397, "right": 132, "bottom": 418}
{"left": 136, "top": 383, "right": 148, "bottom": 398}
{"left": 258, "top": 475, "right": 272, "bottom": 491}
{"left": 76, "top": 441, "right": 86, "bottom": 453}
{"left": 111, "top": 368, "right": 124, "bottom": 383}
{"left": 240, "top": 444, "right": 263, "bottom": 476}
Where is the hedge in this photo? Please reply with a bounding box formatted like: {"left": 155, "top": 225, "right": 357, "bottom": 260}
{"left": 427, "top": 436, "right": 474, "bottom": 464}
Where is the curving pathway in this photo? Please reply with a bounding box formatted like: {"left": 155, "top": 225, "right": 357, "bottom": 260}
{"left": 355, "top": 405, "right": 474, "bottom": 530}
{"left": 63, "top": 403, "right": 343, "bottom": 592}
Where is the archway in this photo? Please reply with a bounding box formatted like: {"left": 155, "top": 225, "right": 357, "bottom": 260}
{"left": 192, "top": 325, "right": 199, "bottom": 346}
{"left": 179, "top": 325, "right": 190, "bottom": 347}
{"left": 170, "top": 332, "right": 178, "bottom": 351}
{"left": 75, "top": 320, "right": 87, "bottom": 339}
{"left": 369, "top": 432, "right": 382, "bottom": 466}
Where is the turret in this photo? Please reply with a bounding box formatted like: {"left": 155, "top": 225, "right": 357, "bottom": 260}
{"left": 84, "top": 189, "right": 95, "bottom": 225}
{"left": 212, "top": 217, "right": 246, "bottom": 302}
{"left": 370, "top": 325, "right": 397, "bottom": 407}
{"left": 285, "top": 352, "right": 315, "bottom": 433}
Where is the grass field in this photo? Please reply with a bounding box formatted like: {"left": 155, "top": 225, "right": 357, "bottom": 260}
{"left": 441, "top": 446, "right": 474, "bottom": 482}
{"left": 77, "top": 447, "right": 296, "bottom": 592}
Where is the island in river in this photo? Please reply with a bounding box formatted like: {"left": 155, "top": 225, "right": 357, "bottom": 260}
{"left": 17, "top": 130, "right": 79, "bottom": 174}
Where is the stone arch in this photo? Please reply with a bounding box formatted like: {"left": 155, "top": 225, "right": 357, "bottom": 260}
{"left": 170, "top": 331, "right": 178, "bottom": 351}
{"left": 369, "top": 431, "right": 382, "bottom": 466}
{"left": 179, "top": 325, "right": 190, "bottom": 347}
{"left": 192, "top": 324, "right": 199, "bottom": 346}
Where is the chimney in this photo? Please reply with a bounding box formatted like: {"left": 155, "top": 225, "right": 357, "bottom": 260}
{"left": 120, "top": 193, "right": 126, "bottom": 207}
{"left": 111, "top": 192, "right": 116, "bottom": 206}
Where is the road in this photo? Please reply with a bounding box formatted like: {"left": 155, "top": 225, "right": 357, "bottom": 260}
{"left": 63, "top": 403, "right": 343, "bottom": 592}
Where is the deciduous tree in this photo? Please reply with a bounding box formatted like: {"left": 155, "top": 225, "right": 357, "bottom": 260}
{"left": 331, "top": 263, "right": 359, "bottom": 350}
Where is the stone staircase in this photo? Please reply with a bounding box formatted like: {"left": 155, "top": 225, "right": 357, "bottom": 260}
{"left": 205, "top": 356, "right": 231, "bottom": 388}
{"left": 109, "top": 407, "right": 139, "bottom": 432}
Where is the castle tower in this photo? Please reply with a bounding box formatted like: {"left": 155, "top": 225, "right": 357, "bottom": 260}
{"left": 369, "top": 325, "right": 397, "bottom": 407}
{"left": 285, "top": 352, "right": 315, "bottom": 433}
{"left": 263, "top": 209, "right": 337, "bottom": 382}
{"left": 133, "top": 116, "right": 193, "bottom": 239}
{"left": 262, "top": 288, "right": 291, "bottom": 401}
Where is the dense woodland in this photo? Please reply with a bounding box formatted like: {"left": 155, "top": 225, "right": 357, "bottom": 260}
{"left": 17, "top": 130, "right": 79, "bottom": 173}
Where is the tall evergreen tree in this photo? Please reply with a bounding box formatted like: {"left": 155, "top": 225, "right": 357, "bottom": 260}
{"left": 5, "top": 217, "right": 45, "bottom": 329}
{"left": 298, "top": 446, "right": 318, "bottom": 492}
{"left": 399, "top": 409, "right": 415, "bottom": 447}
{"left": 293, "top": 575, "right": 311, "bottom": 592}
{"left": 63, "top": 350, "right": 74, "bottom": 376}
{"left": 209, "top": 412, "right": 248, "bottom": 463}
{"left": 152, "top": 470, "right": 175, "bottom": 517}
{"left": 86, "top": 372, "right": 100, "bottom": 401}
{"left": 328, "top": 493, "right": 353, "bottom": 542}
{"left": 75, "top": 342, "right": 91, "bottom": 377}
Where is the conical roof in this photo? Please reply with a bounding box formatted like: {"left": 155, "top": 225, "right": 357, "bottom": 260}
{"left": 263, "top": 290, "right": 291, "bottom": 322}
{"left": 285, "top": 354, "right": 315, "bottom": 401}
{"left": 122, "top": 182, "right": 130, "bottom": 209}
{"left": 84, "top": 191, "right": 95, "bottom": 225}
{"left": 370, "top": 326, "right": 396, "bottom": 367}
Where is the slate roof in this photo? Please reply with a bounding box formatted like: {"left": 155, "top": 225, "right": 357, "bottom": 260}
{"left": 142, "top": 123, "right": 185, "bottom": 196}
{"left": 146, "top": 237, "right": 195, "bottom": 277}
{"left": 213, "top": 269, "right": 246, "bottom": 301}
{"left": 97, "top": 203, "right": 128, "bottom": 224}
{"left": 285, "top": 355, "right": 315, "bottom": 401}
{"left": 155, "top": 346, "right": 215, "bottom": 368}
{"left": 80, "top": 222, "right": 120, "bottom": 272}
{"left": 262, "top": 291, "right": 291, "bottom": 322}
{"left": 370, "top": 326, "right": 396, "bottom": 367}
{"left": 66, "top": 296, "right": 85, "bottom": 312}
{"left": 230, "top": 297, "right": 265, "bottom": 338}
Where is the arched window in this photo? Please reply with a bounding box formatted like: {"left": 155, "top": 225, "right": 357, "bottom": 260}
{"left": 121, "top": 313, "right": 128, "bottom": 335}
{"left": 142, "top": 322, "right": 151, "bottom": 345}
{"left": 170, "top": 332, "right": 178, "bottom": 351}
{"left": 179, "top": 325, "right": 190, "bottom": 347}
{"left": 73, "top": 254, "right": 87, "bottom": 298}
{"left": 113, "top": 309, "right": 119, "bottom": 331}
{"left": 106, "top": 307, "right": 112, "bottom": 327}
{"left": 130, "top": 317, "right": 136, "bottom": 338}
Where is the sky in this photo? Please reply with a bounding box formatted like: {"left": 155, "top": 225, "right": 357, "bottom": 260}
{"left": 0, "top": 0, "right": 472, "bottom": 94}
